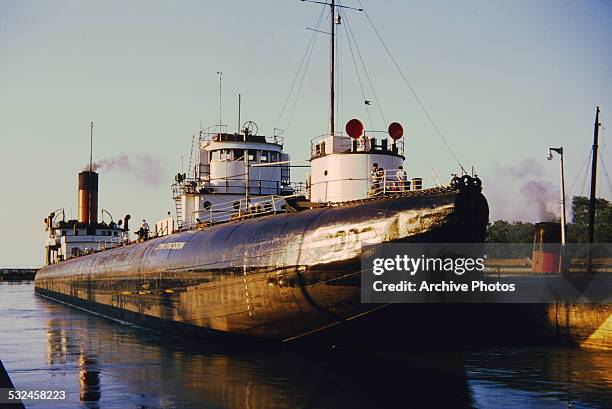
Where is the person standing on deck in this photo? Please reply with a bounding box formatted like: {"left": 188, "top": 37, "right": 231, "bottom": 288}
{"left": 141, "top": 219, "right": 149, "bottom": 240}
{"left": 396, "top": 166, "right": 408, "bottom": 191}
{"left": 371, "top": 163, "right": 380, "bottom": 194}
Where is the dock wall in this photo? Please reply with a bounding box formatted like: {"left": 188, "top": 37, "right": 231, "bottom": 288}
{"left": 550, "top": 303, "right": 612, "bottom": 351}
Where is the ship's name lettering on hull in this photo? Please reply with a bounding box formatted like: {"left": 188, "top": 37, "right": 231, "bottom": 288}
{"left": 155, "top": 242, "right": 186, "bottom": 250}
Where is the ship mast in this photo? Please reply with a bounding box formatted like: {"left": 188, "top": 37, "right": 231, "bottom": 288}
{"left": 302, "top": 0, "right": 363, "bottom": 135}
{"left": 329, "top": 0, "right": 335, "bottom": 136}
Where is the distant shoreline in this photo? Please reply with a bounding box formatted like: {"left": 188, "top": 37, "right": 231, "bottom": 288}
{"left": 0, "top": 268, "right": 37, "bottom": 281}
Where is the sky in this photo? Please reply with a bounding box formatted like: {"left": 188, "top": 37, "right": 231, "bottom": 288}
{"left": 1, "top": 0, "right": 611, "bottom": 266}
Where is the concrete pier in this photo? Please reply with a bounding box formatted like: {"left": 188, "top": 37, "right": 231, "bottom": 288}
{"left": 550, "top": 304, "right": 612, "bottom": 351}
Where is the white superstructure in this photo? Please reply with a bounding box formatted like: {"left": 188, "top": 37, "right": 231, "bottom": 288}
{"left": 309, "top": 129, "right": 406, "bottom": 203}
{"left": 43, "top": 171, "right": 129, "bottom": 265}
{"left": 172, "top": 124, "right": 294, "bottom": 229}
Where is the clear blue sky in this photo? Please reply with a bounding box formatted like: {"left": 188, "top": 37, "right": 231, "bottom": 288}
{"left": 1, "top": 0, "right": 611, "bottom": 266}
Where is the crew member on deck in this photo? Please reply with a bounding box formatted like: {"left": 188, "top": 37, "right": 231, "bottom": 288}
{"left": 377, "top": 167, "right": 385, "bottom": 193}
{"left": 396, "top": 165, "right": 408, "bottom": 191}
{"left": 371, "top": 163, "right": 380, "bottom": 194}
{"left": 141, "top": 219, "right": 149, "bottom": 240}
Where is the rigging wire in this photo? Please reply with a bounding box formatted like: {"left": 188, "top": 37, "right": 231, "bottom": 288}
{"left": 275, "top": 6, "right": 326, "bottom": 131}
{"left": 598, "top": 149, "right": 612, "bottom": 197}
{"left": 579, "top": 152, "right": 591, "bottom": 197}
{"left": 341, "top": 10, "right": 374, "bottom": 132}
{"left": 285, "top": 8, "right": 328, "bottom": 134}
{"left": 358, "top": 1, "right": 466, "bottom": 173}
{"left": 598, "top": 125, "right": 612, "bottom": 197}
{"left": 567, "top": 149, "right": 592, "bottom": 196}
{"left": 340, "top": 6, "right": 386, "bottom": 128}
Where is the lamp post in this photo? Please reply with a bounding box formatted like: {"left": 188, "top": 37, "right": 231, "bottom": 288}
{"left": 547, "top": 147, "right": 566, "bottom": 271}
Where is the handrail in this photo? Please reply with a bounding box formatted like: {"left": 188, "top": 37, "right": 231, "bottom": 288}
{"left": 369, "top": 168, "right": 416, "bottom": 196}
{"left": 191, "top": 194, "right": 294, "bottom": 228}
{"left": 198, "top": 125, "right": 284, "bottom": 146}
{"left": 172, "top": 173, "right": 294, "bottom": 200}
{"left": 310, "top": 133, "right": 404, "bottom": 157}
{"left": 307, "top": 168, "right": 425, "bottom": 198}
{"left": 94, "top": 236, "right": 123, "bottom": 252}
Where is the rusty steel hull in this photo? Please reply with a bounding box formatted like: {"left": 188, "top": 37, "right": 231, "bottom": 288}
{"left": 35, "top": 189, "right": 488, "bottom": 342}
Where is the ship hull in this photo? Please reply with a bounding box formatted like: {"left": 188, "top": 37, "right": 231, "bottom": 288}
{"left": 35, "top": 188, "right": 489, "bottom": 342}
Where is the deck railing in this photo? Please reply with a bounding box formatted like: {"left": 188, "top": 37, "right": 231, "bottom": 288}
{"left": 198, "top": 124, "right": 284, "bottom": 146}
{"left": 191, "top": 194, "right": 292, "bottom": 227}
{"left": 310, "top": 133, "right": 404, "bottom": 157}
{"left": 369, "top": 168, "right": 416, "bottom": 197}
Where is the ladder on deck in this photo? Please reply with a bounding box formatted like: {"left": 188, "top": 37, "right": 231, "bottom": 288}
{"left": 174, "top": 197, "right": 183, "bottom": 229}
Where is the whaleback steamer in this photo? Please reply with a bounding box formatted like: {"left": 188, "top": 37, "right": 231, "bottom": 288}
{"left": 35, "top": 1, "right": 489, "bottom": 342}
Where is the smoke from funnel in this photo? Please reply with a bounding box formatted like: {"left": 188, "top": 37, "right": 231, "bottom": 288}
{"left": 86, "top": 154, "right": 164, "bottom": 186}
{"left": 484, "top": 158, "right": 561, "bottom": 222}
{"left": 520, "top": 180, "right": 559, "bottom": 221}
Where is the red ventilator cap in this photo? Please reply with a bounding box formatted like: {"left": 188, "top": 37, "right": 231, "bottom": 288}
{"left": 345, "top": 118, "right": 364, "bottom": 139}
{"left": 388, "top": 122, "right": 404, "bottom": 140}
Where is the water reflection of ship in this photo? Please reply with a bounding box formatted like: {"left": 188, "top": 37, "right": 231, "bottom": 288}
{"left": 41, "top": 301, "right": 473, "bottom": 409}
{"left": 40, "top": 298, "right": 612, "bottom": 408}
{"left": 78, "top": 352, "right": 101, "bottom": 406}
{"left": 45, "top": 325, "right": 68, "bottom": 365}
{"left": 44, "top": 321, "right": 102, "bottom": 406}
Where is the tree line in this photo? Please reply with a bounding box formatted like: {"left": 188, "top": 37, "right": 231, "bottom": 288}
{"left": 486, "top": 196, "right": 612, "bottom": 244}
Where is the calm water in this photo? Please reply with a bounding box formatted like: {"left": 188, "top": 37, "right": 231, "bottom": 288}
{"left": 0, "top": 281, "right": 610, "bottom": 408}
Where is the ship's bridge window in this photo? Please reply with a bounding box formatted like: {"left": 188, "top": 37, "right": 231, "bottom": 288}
{"left": 220, "top": 149, "right": 232, "bottom": 160}
{"left": 260, "top": 151, "right": 269, "bottom": 162}
{"left": 270, "top": 152, "right": 279, "bottom": 163}
{"left": 114, "top": 231, "right": 119, "bottom": 237}
{"left": 234, "top": 149, "right": 244, "bottom": 161}
{"left": 248, "top": 150, "right": 257, "bottom": 162}
{"left": 211, "top": 150, "right": 220, "bottom": 161}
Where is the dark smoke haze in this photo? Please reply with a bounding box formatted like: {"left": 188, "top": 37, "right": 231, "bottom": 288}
{"left": 520, "top": 180, "right": 559, "bottom": 221}
{"left": 85, "top": 154, "right": 164, "bottom": 186}
{"left": 485, "top": 158, "right": 561, "bottom": 222}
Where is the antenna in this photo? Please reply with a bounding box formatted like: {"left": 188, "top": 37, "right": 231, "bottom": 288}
{"left": 238, "top": 93, "right": 241, "bottom": 133}
{"left": 88, "top": 121, "right": 94, "bottom": 229}
{"left": 217, "top": 71, "right": 223, "bottom": 126}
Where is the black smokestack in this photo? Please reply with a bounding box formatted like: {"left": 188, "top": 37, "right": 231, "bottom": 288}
{"left": 78, "top": 171, "right": 98, "bottom": 225}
